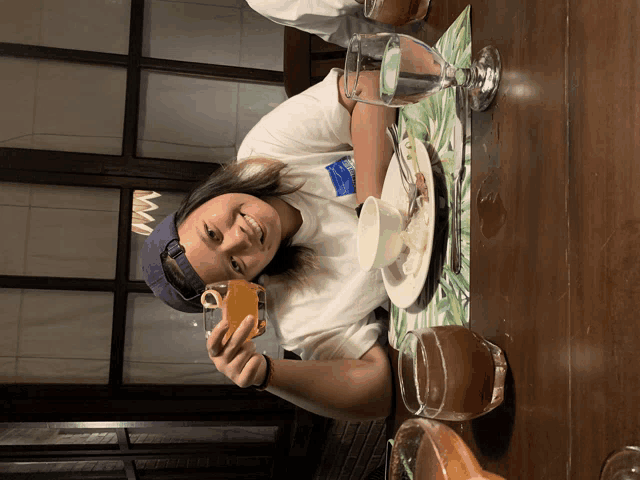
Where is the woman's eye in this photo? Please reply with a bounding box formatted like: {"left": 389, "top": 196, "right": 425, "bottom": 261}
{"left": 205, "top": 224, "right": 217, "bottom": 241}
{"left": 231, "top": 258, "right": 242, "bottom": 273}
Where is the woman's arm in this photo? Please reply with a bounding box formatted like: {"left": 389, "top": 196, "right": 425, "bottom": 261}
{"left": 338, "top": 72, "right": 396, "bottom": 204}
{"left": 257, "top": 342, "right": 392, "bottom": 421}
{"left": 207, "top": 316, "right": 393, "bottom": 421}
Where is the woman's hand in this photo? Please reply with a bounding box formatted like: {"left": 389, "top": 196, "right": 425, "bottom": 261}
{"left": 206, "top": 315, "right": 267, "bottom": 388}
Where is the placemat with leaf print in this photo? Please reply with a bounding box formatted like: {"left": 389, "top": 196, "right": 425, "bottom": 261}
{"left": 390, "top": 6, "right": 471, "bottom": 349}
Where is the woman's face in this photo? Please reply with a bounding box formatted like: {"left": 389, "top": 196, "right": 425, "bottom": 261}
{"left": 177, "top": 193, "right": 282, "bottom": 285}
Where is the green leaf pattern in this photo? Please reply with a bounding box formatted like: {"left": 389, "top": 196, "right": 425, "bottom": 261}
{"left": 391, "top": 6, "right": 472, "bottom": 348}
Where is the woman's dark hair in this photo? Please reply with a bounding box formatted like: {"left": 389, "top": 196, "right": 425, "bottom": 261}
{"left": 161, "top": 158, "right": 318, "bottom": 298}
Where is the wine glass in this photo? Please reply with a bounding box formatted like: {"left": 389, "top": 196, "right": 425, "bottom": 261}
{"left": 600, "top": 447, "right": 640, "bottom": 480}
{"left": 344, "top": 33, "right": 501, "bottom": 111}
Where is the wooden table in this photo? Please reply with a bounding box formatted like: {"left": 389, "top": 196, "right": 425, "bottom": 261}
{"left": 385, "top": 0, "right": 640, "bottom": 478}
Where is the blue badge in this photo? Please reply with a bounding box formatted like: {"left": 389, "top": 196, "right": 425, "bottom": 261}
{"left": 325, "top": 156, "right": 356, "bottom": 197}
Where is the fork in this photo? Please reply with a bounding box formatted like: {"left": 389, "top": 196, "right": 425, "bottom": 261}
{"left": 387, "top": 126, "right": 419, "bottom": 218}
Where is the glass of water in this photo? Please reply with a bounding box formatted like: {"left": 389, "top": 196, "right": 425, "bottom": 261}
{"left": 344, "top": 33, "right": 501, "bottom": 111}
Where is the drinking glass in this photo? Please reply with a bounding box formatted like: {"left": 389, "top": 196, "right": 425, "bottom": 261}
{"left": 344, "top": 33, "right": 501, "bottom": 111}
{"left": 364, "top": 0, "right": 430, "bottom": 26}
{"left": 600, "top": 447, "right": 640, "bottom": 480}
{"left": 398, "top": 326, "right": 507, "bottom": 421}
{"left": 389, "top": 418, "right": 505, "bottom": 480}
{"left": 201, "top": 279, "right": 266, "bottom": 343}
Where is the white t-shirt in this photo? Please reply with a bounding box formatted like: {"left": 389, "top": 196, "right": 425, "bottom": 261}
{"left": 246, "top": 0, "right": 396, "bottom": 48}
{"left": 237, "top": 68, "right": 389, "bottom": 361}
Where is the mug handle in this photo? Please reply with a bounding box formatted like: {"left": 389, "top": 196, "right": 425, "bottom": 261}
{"left": 201, "top": 289, "right": 223, "bottom": 309}
{"left": 385, "top": 439, "right": 393, "bottom": 480}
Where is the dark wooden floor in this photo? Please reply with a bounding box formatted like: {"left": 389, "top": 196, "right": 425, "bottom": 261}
{"left": 388, "top": 0, "right": 640, "bottom": 478}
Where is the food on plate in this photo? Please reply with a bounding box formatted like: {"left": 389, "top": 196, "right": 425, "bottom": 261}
{"left": 415, "top": 172, "right": 429, "bottom": 201}
{"left": 399, "top": 192, "right": 431, "bottom": 276}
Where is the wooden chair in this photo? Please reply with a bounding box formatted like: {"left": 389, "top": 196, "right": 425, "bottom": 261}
{"left": 283, "top": 26, "right": 347, "bottom": 98}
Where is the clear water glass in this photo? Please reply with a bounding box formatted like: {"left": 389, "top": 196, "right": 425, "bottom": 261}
{"left": 344, "top": 33, "right": 501, "bottom": 111}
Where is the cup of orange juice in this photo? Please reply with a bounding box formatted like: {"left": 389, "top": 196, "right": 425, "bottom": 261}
{"left": 201, "top": 279, "right": 267, "bottom": 343}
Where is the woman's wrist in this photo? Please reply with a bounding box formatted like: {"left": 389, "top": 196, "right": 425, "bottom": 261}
{"left": 253, "top": 354, "right": 273, "bottom": 390}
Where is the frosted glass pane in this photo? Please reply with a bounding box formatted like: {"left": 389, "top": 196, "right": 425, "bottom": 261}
{"left": 0, "top": 357, "right": 16, "bottom": 383}
{"left": 138, "top": 71, "right": 238, "bottom": 163}
{"left": 143, "top": 0, "right": 242, "bottom": 66}
{"left": 41, "top": 0, "right": 131, "bottom": 54}
{"left": 1, "top": 184, "right": 120, "bottom": 279}
{"left": 0, "top": 0, "right": 131, "bottom": 54}
{"left": 29, "top": 184, "right": 121, "bottom": 211}
{"left": 14, "top": 290, "right": 113, "bottom": 384}
{"left": 27, "top": 185, "right": 120, "bottom": 279}
{"left": 0, "top": 289, "right": 21, "bottom": 362}
{"left": 143, "top": 0, "right": 284, "bottom": 71}
{"left": 0, "top": 182, "right": 31, "bottom": 206}
{"left": 138, "top": 72, "right": 286, "bottom": 162}
{"left": 26, "top": 207, "right": 119, "bottom": 278}
{"left": 0, "top": 57, "right": 38, "bottom": 152}
{"left": 124, "top": 293, "right": 283, "bottom": 384}
{"left": 236, "top": 82, "right": 287, "bottom": 146}
{"left": 0, "top": 0, "right": 42, "bottom": 45}
{"left": 124, "top": 292, "right": 234, "bottom": 385}
{"left": 0, "top": 205, "right": 29, "bottom": 276}
{"left": 0, "top": 57, "right": 126, "bottom": 155}
{"left": 239, "top": 9, "right": 284, "bottom": 72}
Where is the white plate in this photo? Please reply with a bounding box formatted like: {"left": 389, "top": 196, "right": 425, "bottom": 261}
{"left": 381, "top": 138, "right": 436, "bottom": 309}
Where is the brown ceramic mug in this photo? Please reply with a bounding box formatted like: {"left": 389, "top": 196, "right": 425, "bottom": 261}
{"left": 364, "top": 0, "right": 430, "bottom": 26}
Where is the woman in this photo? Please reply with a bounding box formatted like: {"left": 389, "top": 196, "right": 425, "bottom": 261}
{"left": 141, "top": 69, "right": 397, "bottom": 421}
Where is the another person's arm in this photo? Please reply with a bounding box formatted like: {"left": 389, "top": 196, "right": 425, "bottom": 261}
{"left": 338, "top": 72, "right": 396, "bottom": 204}
{"left": 207, "top": 316, "right": 393, "bottom": 422}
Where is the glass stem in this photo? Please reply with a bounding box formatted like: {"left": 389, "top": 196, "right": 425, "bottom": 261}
{"left": 459, "top": 67, "right": 477, "bottom": 89}
{"left": 444, "top": 65, "right": 478, "bottom": 89}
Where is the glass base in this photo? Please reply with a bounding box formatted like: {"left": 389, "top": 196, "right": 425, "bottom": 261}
{"left": 600, "top": 447, "right": 640, "bottom": 480}
{"left": 483, "top": 339, "right": 507, "bottom": 412}
{"left": 469, "top": 46, "right": 502, "bottom": 112}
